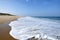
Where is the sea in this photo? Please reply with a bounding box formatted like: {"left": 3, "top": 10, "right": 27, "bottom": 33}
{"left": 33, "top": 16, "right": 60, "bottom": 20}
{"left": 9, "top": 16, "right": 60, "bottom": 40}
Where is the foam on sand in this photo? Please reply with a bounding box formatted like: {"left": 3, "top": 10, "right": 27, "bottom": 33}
{"left": 9, "top": 16, "right": 60, "bottom": 40}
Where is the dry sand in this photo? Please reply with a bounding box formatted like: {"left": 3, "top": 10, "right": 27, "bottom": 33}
{"left": 0, "top": 15, "right": 20, "bottom": 23}
{"left": 0, "top": 15, "right": 20, "bottom": 40}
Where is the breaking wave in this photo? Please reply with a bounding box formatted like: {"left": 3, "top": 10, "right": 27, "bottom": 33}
{"left": 9, "top": 16, "right": 60, "bottom": 40}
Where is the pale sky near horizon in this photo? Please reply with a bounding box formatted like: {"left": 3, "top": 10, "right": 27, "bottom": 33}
{"left": 0, "top": 0, "right": 60, "bottom": 16}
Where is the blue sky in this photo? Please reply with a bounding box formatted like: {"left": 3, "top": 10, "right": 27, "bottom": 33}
{"left": 0, "top": 0, "right": 60, "bottom": 16}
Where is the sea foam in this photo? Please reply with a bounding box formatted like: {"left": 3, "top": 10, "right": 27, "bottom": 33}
{"left": 9, "top": 16, "right": 60, "bottom": 40}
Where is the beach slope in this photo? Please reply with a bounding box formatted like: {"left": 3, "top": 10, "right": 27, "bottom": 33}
{"left": 0, "top": 15, "right": 19, "bottom": 40}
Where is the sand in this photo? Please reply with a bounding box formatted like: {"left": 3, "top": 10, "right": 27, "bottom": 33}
{"left": 0, "top": 15, "right": 20, "bottom": 40}
{"left": 0, "top": 15, "right": 20, "bottom": 23}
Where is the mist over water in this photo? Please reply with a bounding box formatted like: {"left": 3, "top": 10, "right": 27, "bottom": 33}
{"left": 9, "top": 16, "right": 60, "bottom": 40}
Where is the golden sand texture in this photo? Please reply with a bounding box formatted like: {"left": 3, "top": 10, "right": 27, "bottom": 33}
{"left": 0, "top": 15, "right": 20, "bottom": 23}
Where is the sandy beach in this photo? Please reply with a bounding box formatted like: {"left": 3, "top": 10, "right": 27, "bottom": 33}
{"left": 0, "top": 16, "right": 39, "bottom": 40}
{"left": 0, "top": 15, "right": 19, "bottom": 40}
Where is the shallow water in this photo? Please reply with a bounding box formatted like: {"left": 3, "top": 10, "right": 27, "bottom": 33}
{"left": 9, "top": 16, "right": 60, "bottom": 40}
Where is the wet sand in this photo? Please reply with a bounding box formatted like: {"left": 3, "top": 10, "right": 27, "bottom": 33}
{"left": 0, "top": 16, "right": 19, "bottom": 40}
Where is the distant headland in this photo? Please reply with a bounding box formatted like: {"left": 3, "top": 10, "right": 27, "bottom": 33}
{"left": 0, "top": 13, "right": 14, "bottom": 16}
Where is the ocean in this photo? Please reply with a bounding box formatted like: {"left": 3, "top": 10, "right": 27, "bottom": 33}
{"left": 33, "top": 16, "right": 60, "bottom": 20}
{"left": 9, "top": 16, "right": 60, "bottom": 40}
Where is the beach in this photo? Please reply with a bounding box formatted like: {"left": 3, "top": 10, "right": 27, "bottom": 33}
{"left": 0, "top": 15, "right": 19, "bottom": 40}
{"left": 0, "top": 16, "right": 60, "bottom": 40}
{"left": 0, "top": 16, "right": 38, "bottom": 40}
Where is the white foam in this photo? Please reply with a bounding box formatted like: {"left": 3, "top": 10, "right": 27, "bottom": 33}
{"left": 9, "top": 16, "right": 60, "bottom": 40}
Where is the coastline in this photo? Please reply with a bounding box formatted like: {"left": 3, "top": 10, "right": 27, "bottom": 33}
{"left": 0, "top": 15, "right": 20, "bottom": 40}
{"left": 0, "top": 16, "right": 59, "bottom": 40}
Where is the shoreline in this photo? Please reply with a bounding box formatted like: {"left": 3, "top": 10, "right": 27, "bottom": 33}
{"left": 0, "top": 15, "right": 19, "bottom": 40}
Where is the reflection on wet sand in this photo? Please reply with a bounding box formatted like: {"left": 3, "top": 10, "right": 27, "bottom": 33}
{"left": 0, "top": 16, "right": 19, "bottom": 40}
{"left": 0, "top": 22, "right": 17, "bottom": 40}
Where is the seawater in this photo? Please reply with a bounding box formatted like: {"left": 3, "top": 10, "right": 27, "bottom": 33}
{"left": 9, "top": 16, "right": 60, "bottom": 40}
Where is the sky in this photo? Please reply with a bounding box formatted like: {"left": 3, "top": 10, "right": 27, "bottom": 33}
{"left": 0, "top": 0, "right": 60, "bottom": 16}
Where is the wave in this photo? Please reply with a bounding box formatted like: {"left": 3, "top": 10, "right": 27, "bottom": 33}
{"left": 9, "top": 16, "right": 60, "bottom": 40}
